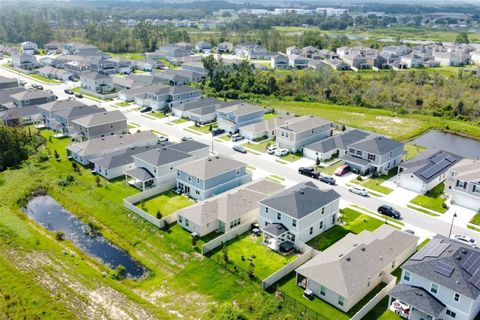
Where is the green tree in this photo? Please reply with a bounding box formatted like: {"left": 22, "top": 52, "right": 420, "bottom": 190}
{"left": 456, "top": 32, "right": 470, "bottom": 44}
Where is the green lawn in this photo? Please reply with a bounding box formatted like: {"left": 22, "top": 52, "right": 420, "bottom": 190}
{"left": 259, "top": 100, "right": 480, "bottom": 141}
{"left": 410, "top": 183, "right": 447, "bottom": 214}
{"left": 0, "top": 129, "right": 291, "bottom": 319}
{"left": 136, "top": 190, "right": 194, "bottom": 217}
{"left": 264, "top": 113, "right": 280, "bottom": 120}
{"left": 282, "top": 151, "right": 303, "bottom": 163}
{"left": 187, "top": 123, "right": 217, "bottom": 134}
{"left": 470, "top": 213, "right": 480, "bottom": 226}
{"left": 29, "top": 74, "right": 61, "bottom": 84}
{"left": 172, "top": 118, "right": 189, "bottom": 124}
{"left": 352, "top": 170, "right": 397, "bottom": 195}
{"left": 243, "top": 139, "right": 274, "bottom": 153}
{"left": 210, "top": 233, "right": 297, "bottom": 280}
{"left": 218, "top": 135, "right": 230, "bottom": 141}
{"left": 71, "top": 87, "right": 106, "bottom": 102}
{"left": 404, "top": 144, "right": 427, "bottom": 160}
{"left": 363, "top": 296, "right": 402, "bottom": 320}
{"left": 128, "top": 123, "right": 139, "bottom": 129}
{"left": 319, "top": 160, "right": 343, "bottom": 176}
{"left": 148, "top": 111, "right": 166, "bottom": 119}
{"left": 115, "top": 101, "right": 131, "bottom": 107}
{"left": 407, "top": 204, "right": 440, "bottom": 217}
{"left": 107, "top": 52, "right": 145, "bottom": 60}
{"left": 307, "top": 208, "right": 384, "bottom": 251}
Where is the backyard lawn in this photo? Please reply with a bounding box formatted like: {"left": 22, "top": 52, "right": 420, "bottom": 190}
{"left": 136, "top": 190, "right": 194, "bottom": 217}
{"left": 404, "top": 144, "right": 426, "bottom": 160}
{"left": 410, "top": 183, "right": 447, "bottom": 213}
{"left": 264, "top": 112, "right": 280, "bottom": 120}
{"left": 352, "top": 170, "right": 396, "bottom": 195}
{"left": 210, "top": 232, "right": 297, "bottom": 280}
{"left": 107, "top": 52, "right": 145, "bottom": 60}
{"left": 243, "top": 139, "right": 274, "bottom": 153}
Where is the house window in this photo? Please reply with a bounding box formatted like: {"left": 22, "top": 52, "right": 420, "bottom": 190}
{"left": 456, "top": 180, "right": 467, "bottom": 189}
{"left": 197, "top": 178, "right": 200, "bottom": 183}
{"left": 349, "top": 148, "right": 355, "bottom": 154}
{"left": 430, "top": 283, "right": 438, "bottom": 295}
{"left": 309, "top": 227, "right": 313, "bottom": 235}
{"left": 473, "top": 185, "right": 480, "bottom": 194}
{"left": 446, "top": 310, "right": 456, "bottom": 318}
{"left": 338, "top": 296, "right": 344, "bottom": 306}
{"left": 356, "top": 150, "right": 362, "bottom": 156}
{"left": 320, "top": 221, "right": 323, "bottom": 229}
{"left": 277, "top": 212, "right": 281, "bottom": 221}
{"left": 188, "top": 175, "right": 191, "bottom": 181}
{"left": 177, "top": 171, "right": 180, "bottom": 176}
{"left": 265, "top": 207, "right": 269, "bottom": 213}
{"left": 368, "top": 154, "right": 376, "bottom": 161}
{"left": 454, "top": 293, "right": 460, "bottom": 302}
{"left": 321, "top": 207, "right": 325, "bottom": 215}
{"left": 185, "top": 219, "right": 189, "bottom": 227}
{"left": 332, "top": 215, "right": 336, "bottom": 224}
{"left": 236, "top": 168, "right": 240, "bottom": 175}
{"left": 403, "top": 271, "right": 411, "bottom": 282}
{"left": 179, "top": 216, "right": 183, "bottom": 223}
{"left": 320, "top": 286, "right": 326, "bottom": 296}
{"left": 292, "top": 219, "right": 296, "bottom": 227}
{"left": 196, "top": 190, "right": 200, "bottom": 195}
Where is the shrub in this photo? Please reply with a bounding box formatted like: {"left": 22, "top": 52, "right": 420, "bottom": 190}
{"left": 55, "top": 231, "right": 65, "bottom": 241}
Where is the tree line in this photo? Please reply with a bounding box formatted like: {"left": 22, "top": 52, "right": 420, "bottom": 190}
{"left": 0, "top": 125, "right": 38, "bottom": 171}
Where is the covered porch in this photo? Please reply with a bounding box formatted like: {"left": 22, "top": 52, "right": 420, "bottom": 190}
{"left": 262, "top": 223, "right": 295, "bottom": 254}
{"left": 388, "top": 284, "right": 446, "bottom": 320}
{"left": 124, "top": 167, "right": 155, "bottom": 191}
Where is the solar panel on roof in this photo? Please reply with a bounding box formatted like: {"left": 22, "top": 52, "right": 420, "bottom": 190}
{"left": 462, "top": 252, "right": 480, "bottom": 275}
{"left": 410, "top": 239, "right": 450, "bottom": 261}
{"left": 434, "top": 261, "right": 455, "bottom": 277}
{"left": 429, "top": 153, "right": 447, "bottom": 164}
{"left": 420, "top": 160, "right": 452, "bottom": 180}
{"left": 68, "top": 144, "right": 84, "bottom": 153}
{"left": 470, "top": 269, "right": 480, "bottom": 290}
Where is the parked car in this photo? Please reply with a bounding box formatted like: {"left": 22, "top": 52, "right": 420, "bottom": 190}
{"left": 140, "top": 106, "right": 152, "bottom": 113}
{"left": 451, "top": 234, "right": 477, "bottom": 247}
{"left": 158, "top": 136, "right": 168, "bottom": 143}
{"left": 36, "top": 85, "right": 44, "bottom": 90}
{"left": 298, "top": 167, "right": 319, "bottom": 178}
{"left": 377, "top": 205, "right": 401, "bottom": 219}
{"left": 404, "top": 229, "right": 415, "bottom": 235}
{"left": 18, "top": 80, "right": 26, "bottom": 86}
{"left": 318, "top": 174, "right": 336, "bottom": 185}
{"left": 64, "top": 89, "right": 74, "bottom": 95}
{"left": 181, "top": 136, "right": 192, "bottom": 141}
{"left": 334, "top": 164, "right": 350, "bottom": 176}
{"left": 74, "top": 93, "right": 83, "bottom": 98}
{"left": 211, "top": 128, "right": 225, "bottom": 136}
{"left": 231, "top": 134, "right": 244, "bottom": 142}
{"left": 349, "top": 186, "right": 368, "bottom": 197}
{"left": 232, "top": 145, "right": 247, "bottom": 154}
{"left": 266, "top": 145, "right": 278, "bottom": 155}
{"left": 274, "top": 149, "right": 288, "bottom": 157}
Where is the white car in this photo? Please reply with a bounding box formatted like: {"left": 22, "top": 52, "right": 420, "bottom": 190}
{"left": 452, "top": 234, "right": 477, "bottom": 247}
{"left": 158, "top": 136, "right": 168, "bottom": 143}
{"left": 266, "top": 145, "right": 278, "bottom": 154}
{"left": 274, "top": 149, "right": 289, "bottom": 157}
{"left": 348, "top": 186, "right": 368, "bottom": 197}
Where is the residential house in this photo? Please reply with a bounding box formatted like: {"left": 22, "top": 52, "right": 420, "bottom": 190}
{"left": 71, "top": 110, "right": 128, "bottom": 140}
{"left": 389, "top": 236, "right": 480, "bottom": 320}
{"left": 52, "top": 105, "right": 106, "bottom": 137}
{"left": 168, "top": 55, "right": 203, "bottom": 67}
{"left": 44, "top": 41, "right": 63, "bottom": 54}
{"left": 37, "top": 66, "right": 73, "bottom": 81}
{"left": 297, "top": 225, "right": 418, "bottom": 312}
{"left": 240, "top": 114, "right": 295, "bottom": 141}
{"left": 303, "top": 129, "right": 372, "bottom": 162}
{"left": 276, "top": 115, "right": 333, "bottom": 152}
{"left": 0, "top": 76, "right": 18, "bottom": 90}
{"left": 125, "top": 140, "right": 209, "bottom": 190}
{"left": 325, "top": 58, "right": 350, "bottom": 71}
{"left": 21, "top": 41, "right": 38, "bottom": 55}
{"left": 80, "top": 72, "right": 114, "bottom": 95}
{"left": 1, "top": 105, "right": 40, "bottom": 126}
{"left": 64, "top": 61, "right": 92, "bottom": 76}
{"left": 342, "top": 53, "right": 370, "bottom": 69}
{"left": 108, "top": 57, "right": 133, "bottom": 74}
{"left": 434, "top": 51, "right": 470, "bottom": 66}
{"left": 195, "top": 41, "right": 212, "bottom": 53}
{"left": 308, "top": 59, "right": 330, "bottom": 71}
{"left": 176, "top": 155, "right": 251, "bottom": 200}
{"left": 11, "top": 53, "right": 38, "bottom": 70}
{"left": 400, "top": 53, "right": 424, "bottom": 68}
{"left": 181, "top": 62, "right": 207, "bottom": 75}
{"left": 147, "top": 44, "right": 191, "bottom": 60}
{"left": 271, "top": 54, "right": 289, "bottom": 70}
{"left": 303, "top": 46, "right": 320, "bottom": 58}
{"left": 217, "top": 42, "right": 233, "bottom": 54}
{"left": 118, "top": 83, "right": 168, "bottom": 102}
{"left": 259, "top": 181, "right": 340, "bottom": 249}
{"left": 397, "top": 150, "right": 463, "bottom": 194}
{"left": 0, "top": 87, "right": 25, "bottom": 110}
{"left": 38, "top": 100, "right": 87, "bottom": 129}
{"left": 288, "top": 55, "right": 309, "bottom": 69}
{"left": 216, "top": 102, "right": 265, "bottom": 133}
{"left": 134, "top": 59, "right": 163, "bottom": 72}
{"left": 444, "top": 159, "right": 480, "bottom": 211}
{"left": 342, "top": 136, "right": 404, "bottom": 176}
{"left": 67, "top": 131, "right": 159, "bottom": 166}
{"left": 10, "top": 89, "right": 56, "bottom": 107}
{"left": 63, "top": 43, "right": 105, "bottom": 57}
{"left": 286, "top": 46, "right": 302, "bottom": 56}
{"left": 171, "top": 97, "right": 223, "bottom": 118}
{"left": 138, "top": 85, "right": 201, "bottom": 111}
{"left": 177, "top": 179, "right": 284, "bottom": 237}
{"left": 153, "top": 69, "right": 205, "bottom": 85}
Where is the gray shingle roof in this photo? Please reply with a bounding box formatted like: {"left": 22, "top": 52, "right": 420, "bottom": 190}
{"left": 90, "top": 144, "right": 168, "bottom": 170}
{"left": 349, "top": 136, "right": 403, "bottom": 155}
{"left": 80, "top": 71, "right": 110, "bottom": 80}
{"left": 342, "top": 153, "right": 372, "bottom": 167}
{"left": 0, "top": 87, "right": 25, "bottom": 105}
{"left": 218, "top": 103, "right": 263, "bottom": 117}
{"left": 390, "top": 284, "right": 446, "bottom": 317}
{"left": 124, "top": 167, "right": 154, "bottom": 181}
{"left": 133, "top": 147, "right": 192, "bottom": 166}
{"left": 399, "top": 150, "right": 463, "bottom": 183}
{"left": 72, "top": 110, "right": 126, "bottom": 127}
{"left": 10, "top": 89, "right": 56, "bottom": 101}
{"left": 53, "top": 106, "right": 105, "bottom": 121}
{"left": 176, "top": 155, "right": 247, "bottom": 180}
{"left": 166, "top": 140, "right": 208, "bottom": 154}
{"left": 259, "top": 181, "right": 340, "bottom": 219}
{"left": 280, "top": 115, "right": 332, "bottom": 133}
{"left": 263, "top": 223, "right": 289, "bottom": 236}
{"left": 402, "top": 235, "right": 480, "bottom": 299}
{"left": 304, "top": 129, "right": 371, "bottom": 153}
{"left": 38, "top": 100, "right": 86, "bottom": 113}
{"left": 173, "top": 98, "right": 222, "bottom": 112}
{"left": 449, "top": 159, "right": 480, "bottom": 183}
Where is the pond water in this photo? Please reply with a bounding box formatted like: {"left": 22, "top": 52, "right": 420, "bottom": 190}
{"left": 411, "top": 130, "right": 480, "bottom": 159}
{"left": 25, "top": 196, "right": 147, "bottom": 278}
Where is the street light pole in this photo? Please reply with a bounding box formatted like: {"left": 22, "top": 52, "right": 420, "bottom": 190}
{"left": 211, "top": 133, "right": 214, "bottom": 155}
{"left": 448, "top": 212, "right": 457, "bottom": 238}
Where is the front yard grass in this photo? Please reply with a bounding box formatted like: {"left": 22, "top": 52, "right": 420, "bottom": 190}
{"left": 282, "top": 151, "right": 303, "bottom": 163}
{"left": 209, "top": 232, "right": 297, "bottom": 280}
{"left": 187, "top": 123, "right": 216, "bottom": 134}
{"left": 29, "top": 74, "right": 61, "bottom": 84}
{"left": 172, "top": 118, "right": 189, "bottom": 124}
{"left": 352, "top": 169, "right": 396, "bottom": 195}
{"left": 319, "top": 160, "right": 343, "bottom": 176}
{"left": 470, "top": 213, "right": 480, "bottom": 226}
{"left": 409, "top": 183, "right": 447, "bottom": 214}
{"left": 115, "top": 101, "right": 131, "bottom": 107}
{"left": 306, "top": 208, "right": 384, "bottom": 251}
{"left": 243, "top": 139, "right": 274, "bottom": 153}
{"left": 148, "top": 111, "right": 166, "bottom": 119}
{"left": 135, "top": 190, "right": 194, "bottom": 217}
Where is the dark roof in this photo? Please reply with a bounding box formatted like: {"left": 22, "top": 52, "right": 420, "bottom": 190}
{"left": 390, "top": 284, "right": 445, "bottom": 317}
{"left": 263, "top": 223, "right": 289, "bottom": 236}
{"left": 80, "top": 71, "right": 110, "bottom": 80}
{"left": 167, "top": 140, "right": 208, "bottom": 154}
{"left": 402, "top": 235, "right": 480, "bottom": 299}
{"left": 400, "top": 150, "right": 463, "bottom": 183}
{"left": 0, "top": 87, "right": 25, "bottom": 105}
{"left": 173, "top": 98, "right": 222, "bottom": 112}
{"left": 342, "top": 153, "right": 370, "bottom": 167}
{"left": 304, "top": 129, "right": 371, "bottom": 153}
{"left": 133, "top": 147, "right": 192, "bottom": 166}
{"left": 0, "top": 76, "right": 17, "bottom": 84}
{"left": 2, "top": 105, "right": 39, "bottom": 120}
{"left": 349, "top": 136, "right": 403, "bottom": 155}
{"left": 259, "top": 182, "right": 340, "bottom": 219}
{"left": 124, "top": 167, "right": 154, "bottom": 181}
{"left": 54, "top": 106, "right": 105, "bottom": 120}
{"left": 91, "top": 144, "right": 170, "bottom": 169}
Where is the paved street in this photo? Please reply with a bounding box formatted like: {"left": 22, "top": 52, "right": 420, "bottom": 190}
{"left": 1, "top": 59, "right": 478, "bottom": 242}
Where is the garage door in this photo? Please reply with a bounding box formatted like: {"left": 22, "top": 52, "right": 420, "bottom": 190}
{"left": 453, "top": 193, "right": 480, "bottom": 211}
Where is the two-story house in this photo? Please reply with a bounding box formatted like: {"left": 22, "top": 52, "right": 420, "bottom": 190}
{"left": 259, "top": 181, "right": 340, "bottom": 250}
{"left": 271, "top": 54, "right": 289, "bottom": 70}
{"left": 10, "top": 89, "right": 56, "bottom": 107}
{"left": 342, "top": 136, "right": 404, "bottom": 176}
{"left": 276, "top": 115, "right": 333, "bottom": 152}
{"left": 389, "top": 236, "right": 480, "bottom": 320}
{"left": 80, "top": 72, "right": 114, "bottom": 95}
{"left": 175, "top": 155, "right": 252, "bottom": 200}
{"left": 444, "top": 159, "right": 480, "bottom": 212}
{"left": 11, "top": 53, "right": 39, "bottom": 70}
{"left": 44, "top": 41, "right": 63, "bottom": 54}
{"left": 240, "top": 114, "right": 296, "bottom": 141}
{"left": 0, "top": 76, "right": 18, "bottom": 90}
{"left": 297, "top": 225, "right": 418, "bottom": 312}
{"left": 141, "top": 85, "right": 202, "bottom": 111}
{"left": 21, "top": 41, "right": 38, "bottom": 55}
{"left": 177, "top": 179, "right": 284, "bottom": 237}
{"left": 38, "top": 100, "right": 87, "bottom": 129}
{"left": 52, "top": 105, "right": 106, "bottom": 137}
{"left": 71, "top": 110, "right": 128, "bottom": 140}
{"left": 397, "top": 150, "right": 463, "bottom": 194}
{"left": 288, "top": 55, "right": 309, "bottom": 69}
{"left": 216, "top": 102, "right": 264, "bottom": 133}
